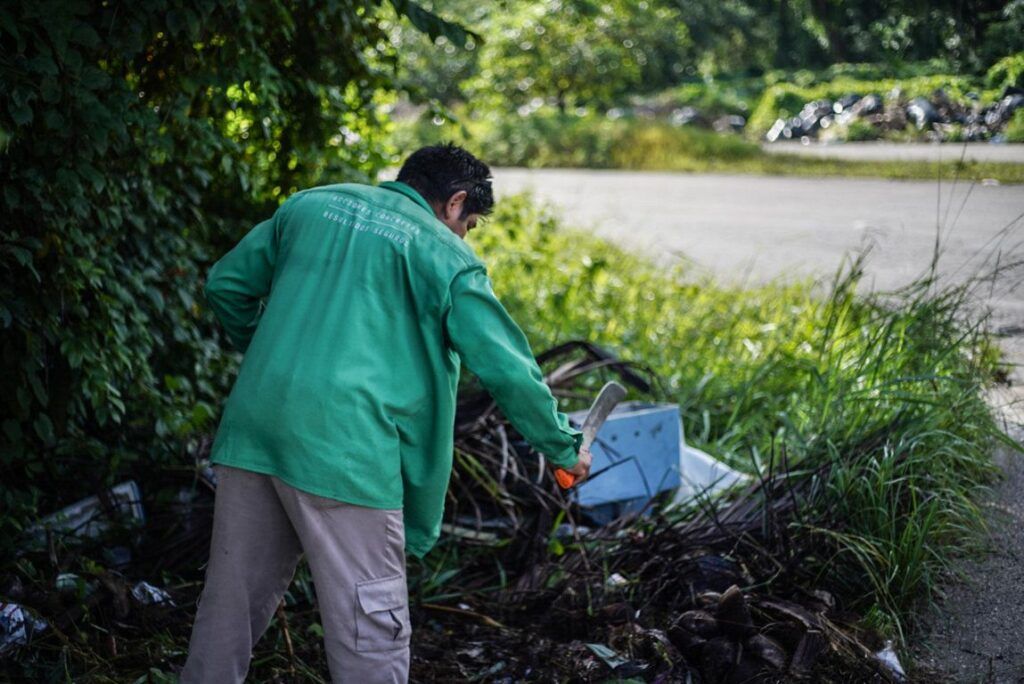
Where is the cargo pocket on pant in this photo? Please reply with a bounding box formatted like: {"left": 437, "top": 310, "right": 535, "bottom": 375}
{"left": 355, "top": 574, "right": 410, "bottom": 652}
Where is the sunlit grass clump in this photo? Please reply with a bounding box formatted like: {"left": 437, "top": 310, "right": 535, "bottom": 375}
{"left": 474, "top": 195, "right": 1006, "bottom": 635}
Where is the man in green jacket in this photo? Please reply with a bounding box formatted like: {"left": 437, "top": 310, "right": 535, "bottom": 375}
{"left": 180, "top": 144, "right": 591, "bottom": 683}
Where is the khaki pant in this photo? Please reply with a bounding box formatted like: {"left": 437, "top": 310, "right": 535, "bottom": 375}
{"left": 180, "top": 464, "right": 410, "bottom": 683}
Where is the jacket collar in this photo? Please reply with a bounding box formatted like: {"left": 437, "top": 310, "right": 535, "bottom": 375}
{"left": 379, "top": 180, "right": 436, "bottom": 217}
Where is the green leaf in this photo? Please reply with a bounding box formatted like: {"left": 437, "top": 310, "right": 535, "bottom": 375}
{"left": 44, "top": 110, "right": 65, "bottom": 130}
{"left": 147, "top": 286, "right": 165, "bottom": 312}
{"left": 40, "top": 77, "right": 62, "bottom": 104}
{"left": 62, "top": 47, "right": 82, "bottom": 72}
{"left": 3, "top": 185, "right": 19, "bottom": 208}
{"left": 6, "top": 245, "right": 35, "bottom": 270}
{"left": 8, "top": 246, "right": 31, "bottom": 266}
{"left": 8, "top": 100, "right": 32, "bottom": 126}
{"left": 184, "top": 8, "right": 200, "bottom": 39}
{"left": 70, "top": 23, "right": 100, "bottom": 49}
{"left": 79, "top": 164, "right": 105, "bottom": 193}
{"left": 28, "top": 373, "right": 48, "bottom": 406}
{"left": 387, "top": 0, "right": 481, "bottom": 48}
{"left": 28, "top": 54, "right": 59, "bottom": 76}
{"left": 584, "top": 643, "right": 630, "bottom": 670}
{"left": 55, "top": 167, "right": 79, "bottom": 190}
{"left": 80, "top": 66, "right": 111, "bottom": 91}
{"left": 33, "top": 413, "right": 55, "bottom": 445}
{"left": 0, "top": 8, "right": 20, "bottom": 41}
{"left": 167, "top": 10, "right": 184, "bottom": 37}
{"left": 2, "top": 419, "right": 21, "bottom": 443}
{"left": 191, "top": 402, "right": 214, "bottom": 426}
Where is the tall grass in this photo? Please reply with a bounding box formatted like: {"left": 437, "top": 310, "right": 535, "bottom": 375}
{"left": 470, "top": 195, "right": 1008, "bottom": 635}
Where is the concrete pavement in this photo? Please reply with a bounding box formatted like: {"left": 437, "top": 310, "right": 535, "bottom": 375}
{"left": 493, "top": 167, "right": 1024, "bottom": 327}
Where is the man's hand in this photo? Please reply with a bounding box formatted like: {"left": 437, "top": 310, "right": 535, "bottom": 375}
{"left": 566, "top": 446, "right": 592, "bottom": 483}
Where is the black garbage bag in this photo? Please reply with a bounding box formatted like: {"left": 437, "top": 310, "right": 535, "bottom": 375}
{"left": 906, "top": 97, "right": 939, "bottom": 129}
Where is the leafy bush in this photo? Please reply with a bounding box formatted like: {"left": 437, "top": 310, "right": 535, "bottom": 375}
{"left": 0, "top": 0, "right": 464, "bottom": 560}
{"left": 1006, "top": 109, "right": 1024, "bottom": 143}
{"left": 987, "top": 51, "right": 1024, "bottom": 91}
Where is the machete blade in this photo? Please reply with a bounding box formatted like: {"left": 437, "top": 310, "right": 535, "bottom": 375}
{"left": 580, "top": 381, "right": 628, "bottom": 450}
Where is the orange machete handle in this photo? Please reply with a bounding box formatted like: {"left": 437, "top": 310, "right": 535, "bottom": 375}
{"left": 555, "top": 468, "right": 576, "bottom": 489}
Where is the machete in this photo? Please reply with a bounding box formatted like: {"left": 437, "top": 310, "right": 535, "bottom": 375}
{"left": 555, "top": 380, "right": 627, "bottom": 489}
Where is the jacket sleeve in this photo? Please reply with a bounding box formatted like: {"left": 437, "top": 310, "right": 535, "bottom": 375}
{"left": 444, "top": 264, "right": 582, "bottom": 468}
{"left": 203, "top": 215, "right": 279, "bottom": 353}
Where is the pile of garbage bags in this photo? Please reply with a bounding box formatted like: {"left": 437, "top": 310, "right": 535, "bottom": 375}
{"left": 765, "top": 87, "right": 1024, "bottom": 142}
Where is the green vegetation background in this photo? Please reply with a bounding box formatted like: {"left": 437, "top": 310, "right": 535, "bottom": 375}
{"left": 390, "top": 1, "right": 1024, "bottom": 179}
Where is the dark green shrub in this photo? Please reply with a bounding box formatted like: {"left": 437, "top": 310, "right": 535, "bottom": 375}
{"left": 0, "top": 0, "right": 465, "bottom": 558}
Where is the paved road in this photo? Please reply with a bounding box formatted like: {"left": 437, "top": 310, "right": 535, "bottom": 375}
{"left": 493, "top": 168, "right": 1024, "bottom": 327}
{"left": 761, "top": 141, "right": 1024, "bottom": 164}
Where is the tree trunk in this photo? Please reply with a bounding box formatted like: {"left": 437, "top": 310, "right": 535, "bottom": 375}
{"left": 775, "top": 0, "right": 792, "bottom": 68}
{"left": 809, "top": 0, "right": 848, "bottom": 62}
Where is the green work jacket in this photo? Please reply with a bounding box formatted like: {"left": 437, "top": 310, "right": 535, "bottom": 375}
{"left": 203, "top": 180, "right": 582, "bottom": 558}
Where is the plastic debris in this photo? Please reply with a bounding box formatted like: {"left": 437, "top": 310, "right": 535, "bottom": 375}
{"left": 130, "top": 581, "right": 174, "bottom": 606}
{"left": 0, "top": 603, "right": 48, "bottom": 656}
{"left": 906, "top": 97, "right": 939, "bottom": 129}
{"left": 766, "top": 117, "right": 788, "bottom": 142}
{"left": 670, "top": 444, "right": 750, "bottom": 508}
{"left": 585, "top": 642, "right": 630, "bottom": 670}
{"left": 56, "top": 573, "right": 97, "bottom": 599}
{"left": 670, "top": 106, "right": 702, "bottom": 127}
{"left": 604, "top": 572, "right": 628, "bottom": 588}
{"left": 440, "top": 524, "right": 500, "bottom": 544}
{"left": 199, "top": 460, "right": 218, "bottom": 488}
{"left": 23, "top": 480, "right": 144, "bottom": 545}
{"left": 874, "top": 640, "right": 906, "bottom": 681}
{"left": 55, "top": 572, "right": 81, "bottom": 593}
{"left": 104, "top": 545, "right": 133, "bottom": 568}
{"left": 553, "top": 523, "right": 593, "bottom": 539}
{"left": 713, "top": 114, "right": 746, "bottom": 133}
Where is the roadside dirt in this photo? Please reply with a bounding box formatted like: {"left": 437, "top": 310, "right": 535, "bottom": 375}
{"left": 910, "top": 334, "right": 1024, "bottom": 684}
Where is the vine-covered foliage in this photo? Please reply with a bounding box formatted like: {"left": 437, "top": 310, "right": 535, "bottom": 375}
{"left": 0, "top": 0, "right": 462, "bottom": 557}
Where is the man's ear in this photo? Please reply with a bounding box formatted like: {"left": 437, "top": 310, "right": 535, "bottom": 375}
{"left": 444, "top": 190, "right": 468, "bottom": 220}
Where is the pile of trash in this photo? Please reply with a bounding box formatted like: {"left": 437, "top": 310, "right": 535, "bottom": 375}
{"left": 765, "top": 87, "right": 1024, "bottom": 143}
{"left": 412, "top": 341, "right": 904, "bottom": 681}
{"left": 2, "top": 341, "right": 910, "bottom": 682}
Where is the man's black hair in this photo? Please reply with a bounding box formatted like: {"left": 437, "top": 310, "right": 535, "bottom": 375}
{"left": 396, "top": 143, "right": 495, "bottom": 218}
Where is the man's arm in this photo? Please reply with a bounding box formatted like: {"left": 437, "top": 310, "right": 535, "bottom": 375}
{"left": 444, "top": 265, "right": 583, "bottom": 469}
{"left": 203, "top": 215, "right": 279, "bottom": 353}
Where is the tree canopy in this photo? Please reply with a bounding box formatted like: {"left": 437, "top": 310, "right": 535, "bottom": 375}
{"left": 392, "top": 0, "right": 1024, "bottom": 111}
